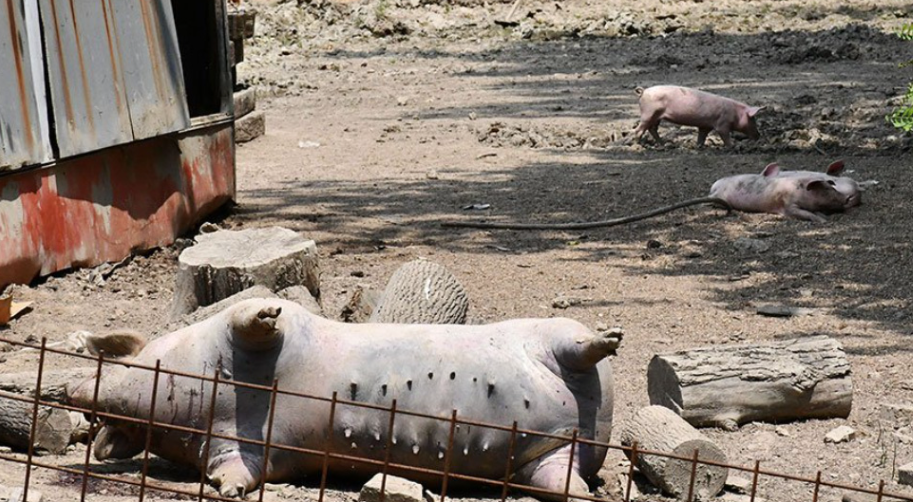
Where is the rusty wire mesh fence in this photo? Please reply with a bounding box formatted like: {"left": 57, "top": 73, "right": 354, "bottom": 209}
{"left": 1, "top": 335, "right": 912, "bottom": 502}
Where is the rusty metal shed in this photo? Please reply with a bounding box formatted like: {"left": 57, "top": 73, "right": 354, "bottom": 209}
{"left": 0, "top": 0, "right": 236, "bottom": 288}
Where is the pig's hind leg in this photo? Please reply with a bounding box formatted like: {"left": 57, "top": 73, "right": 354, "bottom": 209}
{"left": 628, "top": 110, "right": 664, "bottom": 145}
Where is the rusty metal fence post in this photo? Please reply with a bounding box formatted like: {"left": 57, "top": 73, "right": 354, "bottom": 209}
{"left": 138, "top": 360, "right": 163, "bottom": 502}
{"left": 22, "top": 338, "right": 47, "bottom": 502}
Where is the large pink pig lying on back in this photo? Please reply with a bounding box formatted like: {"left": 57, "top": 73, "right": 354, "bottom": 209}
{"left": 710, "top": 160, "right": 863, "bottom": 222}
{"left": 629, "top": 85, "right": 763, "bottom": 147}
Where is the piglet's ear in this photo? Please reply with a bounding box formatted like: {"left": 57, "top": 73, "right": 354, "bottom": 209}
{"left": 762, "top": 163, "right": 780, "bottom": 177}
{"left": 748, "top": 106, "right": 765, "bottom": 117}
{"left": 826, "top": 160, "right": 845, "bottom": 176}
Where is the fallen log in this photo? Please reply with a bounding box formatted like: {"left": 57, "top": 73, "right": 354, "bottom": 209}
{"left": 616, "top": 405, "right": 728, "bottom": 500}
{"left": 648, "top": 335, "right": 852, "bottom": 429}
{"left": 0, "top": 391, "right": 73, "bottom": 454}
{"left": 369, "top": 260, "right": 469, "bottom": 324}
{"left": 0, "top": 368, "right": 96, "bottom": 404}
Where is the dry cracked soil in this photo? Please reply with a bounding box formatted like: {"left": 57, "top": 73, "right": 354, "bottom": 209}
{"left": 2, "top": 0, "right": 913, "bottom": 501}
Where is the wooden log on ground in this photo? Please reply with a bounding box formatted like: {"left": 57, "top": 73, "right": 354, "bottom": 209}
{"left": 369, "top": 260, "right": 469, "bottom": 324}
{"left": 0, "top": 368, "right": 96, "bottom": 404}
{"left": 616, "top": 405, "right": 728, "bottom": 500}
{"left": 341, "top": 285, "right": 381, "bottom": 323}
{"left": 0, "top": 391, "right": 74, "bottom": 454}
{"left": 170, "top": 227, "right": 319, "bottom": 319}
{"left": 648, "top": 335, "right": 852, "bottom": 429}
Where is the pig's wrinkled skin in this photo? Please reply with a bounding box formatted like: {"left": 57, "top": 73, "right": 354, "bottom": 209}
{"left": 629, "top": 85, "right": 763, "bottom": 147}
{"left": 710, "top": 160, "right": 862, "bottom": 222}
{"left": 70, "top": 299, "right": 618, "bottom": 500}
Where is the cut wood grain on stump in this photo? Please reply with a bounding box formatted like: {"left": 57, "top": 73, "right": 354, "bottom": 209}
{"left": 0, "top": 391, "right": 74, "bottom": 454}
{"left": 170, "top": 227, "right": 319, "bottom": 319}
{"left": 369, "top": 260, "right": 469, "bottom": 324}
{"left": 617, "top": 405, "right": 728, "bottom": 500}
{"left": 648, "top": 335, "right": 852, "bottom": 429}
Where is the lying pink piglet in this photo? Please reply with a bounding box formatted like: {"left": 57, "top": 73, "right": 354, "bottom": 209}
{"left": 629, "top": 85, "right": 764, "bottom": 147}
{"left": 710, "top": 160, "right": 863, "bottom": 222}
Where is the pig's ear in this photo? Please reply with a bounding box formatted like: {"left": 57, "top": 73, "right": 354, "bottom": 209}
{"left": 748, "top": 106, "right": 765, "bottom": 117}
{"left": 826, "top": 160, "right": 845, "bottom": 176}
{"left": 806, "top": 180, "right": 837, "bottom": 192}
{"left": 761, "top": 163, "right": 780, "bottom": 176}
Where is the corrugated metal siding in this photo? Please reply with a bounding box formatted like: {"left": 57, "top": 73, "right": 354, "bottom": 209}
{"left": 40, "top": 0, "right": 190, "bottom": 158}
{"left": 0, "top": 121, "right": 234, "bottom": 287}
{"left": 111, "top": 0, "right": 190, "bottom": 140}
{"left": 0, "top": 0, "right": 52, "bottom": 171}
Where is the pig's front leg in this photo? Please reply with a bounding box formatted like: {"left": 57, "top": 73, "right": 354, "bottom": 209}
{"left": 783, "top": 206, "right": 828, "bottom": 223}
{"left": 716, "top": 129, "right": 733, "bottom": 147}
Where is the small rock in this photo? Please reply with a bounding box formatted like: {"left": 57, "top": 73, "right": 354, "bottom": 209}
{"left": 396, "top": 96, "right": 410, "bottom": 107}
{"left": 899, "top": 462, "right": 913, "bottom": 486}
{"left": 199, "top": 222, "right": 221, "bottom": 234}
{"left": 733, "top": 237, "right": 770, "bottom": 254}
{"left": 683, "top": 251, "right": 703, "bottom": 258}
{"left": 552, "top": 297, "right": 583, "bottom": 309}
{"left": 298, "top": 140, "right": 321, "bottom": 149}
{"left": 360, "top": 474, "right": 424, "bottom": 502}
{"left": 646, "top": 239, "right": 662, "bottom": 249}
{"left": 756, "top": 305, "right": 814, "bottom": 317}
{"left": 824, "top": 425, "right": 856, "bottom": 444}
{"left": 775, "top": 426, "right": 790, "bottom": 437}
{"left": 724, "top": 475, "right": 752, "bottom": 494}
{"left": 426, "top": 170, "right": 439, "bottom": 180}
{"left": 720, "top": 494, "right": 766, "bottom": 502}
{"left": 468, "top": 112, "right": 477, "bottom": 120}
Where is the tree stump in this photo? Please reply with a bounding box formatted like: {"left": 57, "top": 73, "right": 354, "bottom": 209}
{"left": 0, "top": 392, "right": 74, "bottom": 454}
{"left": 616, "top": 405, "right": 728, "bottom": 500}
{"left": 648, "top": 335, "right": 852, "bottom": 429}
{"left": 170, "top": 227, "right": 320, "bottom": 319}
{"left": 369, "top": 260, "right": 469, "bottom": 324}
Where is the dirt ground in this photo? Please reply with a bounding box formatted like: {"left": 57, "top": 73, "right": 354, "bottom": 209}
{"left": 2, "top": 0, "right": 913, "bottom": 500}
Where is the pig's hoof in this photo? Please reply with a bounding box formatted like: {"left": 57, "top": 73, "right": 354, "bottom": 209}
{"left": 230, "top": 301, "right": 285, "bottom": 350}
{"left": 218, "top": 482, "right": 247, "bottom": 499}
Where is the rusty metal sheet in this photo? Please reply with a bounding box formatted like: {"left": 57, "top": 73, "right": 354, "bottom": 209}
{"left": 111, "top": 0, "right": 190, "bottom": 140}
{"left": 0, "top": 0, "right": 52, "bottom": 170}
{"left": 0, "top": 120, "right": 234, "bottom": 288}
{"left": 39, "top": 0, "right": 134, "bottom": 158}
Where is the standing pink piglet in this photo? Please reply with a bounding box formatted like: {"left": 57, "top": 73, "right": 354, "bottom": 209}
{"left": 629, "top": 85, "right": 764, "bottom": 147}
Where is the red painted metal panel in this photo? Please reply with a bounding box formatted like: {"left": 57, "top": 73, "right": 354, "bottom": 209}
{"left": 0, "top": 122, "right": 235, "bottom": 288}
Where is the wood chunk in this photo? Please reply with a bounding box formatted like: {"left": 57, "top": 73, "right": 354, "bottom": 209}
{"left": 0, "top": 392, "right": 74, "bottom": 454}
{"left": 236, "top": 111, "right": 265, "bottom": 143}
{"left": 0, "top": 368, "right": 96, "bottom": 404}
{"left": 233, "top": 88, "right": 257, "bottom": 119}
{"left": 648, "top": 335, "right": 852, "bottom": 428}
{"left": 341, "top": 286, "right": 381, "bottom": 323}
{"left": 169, "top": 227, "right": 319, "bottom": 319}
{"left": 277, "top": 285, "right": 324, "bottom": 317}
{"left": 369, "top": 260, "right": 469, "bottom": 324}
{"left": 616, "top": 406, "right": 728, "bottom": 499}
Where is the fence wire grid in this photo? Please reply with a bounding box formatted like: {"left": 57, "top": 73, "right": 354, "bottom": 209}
{"left": 0, "top": 335, "right": 910, "bottom": 502}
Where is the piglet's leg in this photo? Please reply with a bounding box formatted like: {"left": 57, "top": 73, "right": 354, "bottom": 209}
{"left": 696, "top": 128, "right": 711, "bottom": 147}
{"left": 717, "top": 129, "right": 733, "bottom": 147}
{"left": 513, "top": 444, "right": 591, "bottom": 502}
{"left": 783, "top": 206, "right": 828, "bottom": 223}
{"left": 228, "top": 301, "right": 284, "bottom": 351}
